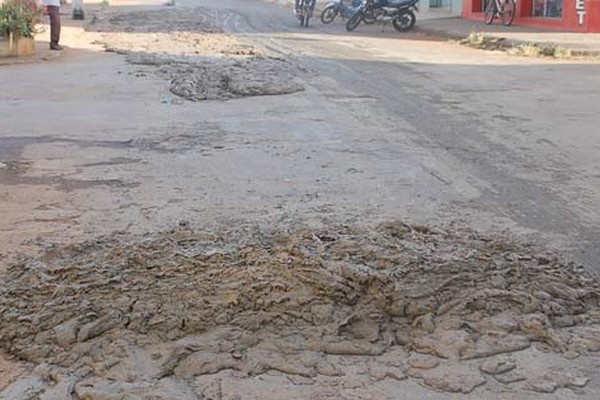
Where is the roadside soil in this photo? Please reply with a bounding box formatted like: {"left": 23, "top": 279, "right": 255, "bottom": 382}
{"left": 1, "top": 2, "right": 600, "bottom": 399}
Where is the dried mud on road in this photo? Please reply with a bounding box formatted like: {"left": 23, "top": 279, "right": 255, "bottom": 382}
{"left": 1, "top": 222, "right": 599, "bottom": 398}
{"left": 2, "top": 4, "right": 600, "bottom": 400}
{"left": 86, "top": 7, "right": 304, "bottom": 101}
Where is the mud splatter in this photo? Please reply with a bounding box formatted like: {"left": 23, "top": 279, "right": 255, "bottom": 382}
{"left": 87, "top": 7, "right": 304, "bottom": 101}
{"left": 0, "top": 222, "right": 598, "bottom": 397}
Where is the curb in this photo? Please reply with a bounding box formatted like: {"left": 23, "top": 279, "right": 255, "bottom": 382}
{"left": 415, "top": 23, "right": 600, "bottom": 59}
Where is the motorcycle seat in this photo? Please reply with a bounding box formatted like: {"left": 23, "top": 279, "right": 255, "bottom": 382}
{"left": 377, "top": 0, "right": 416, "bottom": 7}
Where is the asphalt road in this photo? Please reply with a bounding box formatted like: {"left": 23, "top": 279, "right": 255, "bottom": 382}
{"left": 197, "top": 0, "right": 600, "bottom": 267}
{"left": 1, "top": 0, "right": 599, "bottom": 270}
{"left": 2, "top": 2, "right": 600, "bottom": 398}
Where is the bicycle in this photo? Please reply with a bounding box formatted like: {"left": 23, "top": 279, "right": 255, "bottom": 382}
{"left": 484, "top": 0, "right": 515, "bottom": 26}
{"left": 296, "top": 0, "right": 316, "bottom": 27}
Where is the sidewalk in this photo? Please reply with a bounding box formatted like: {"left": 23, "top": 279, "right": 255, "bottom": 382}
{"left": 416, "top": 15, "right": 600, "bottom": 57}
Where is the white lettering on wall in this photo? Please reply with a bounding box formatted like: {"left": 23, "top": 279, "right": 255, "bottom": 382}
{"left": 575, "top": 0, "right": 586, "bottom": 25}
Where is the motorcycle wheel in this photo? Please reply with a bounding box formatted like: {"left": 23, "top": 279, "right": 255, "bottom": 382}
{"left": 346, "top": 11, "right": 363, "bottom": 31}
{"left": 363, "top": 10, "right": 376, "bottom": 24}
{"left": 392, "top": 10, "right": 416, "bottom": 32}
{"left": 321, "top": 5, "right": 338, "bottom": 24}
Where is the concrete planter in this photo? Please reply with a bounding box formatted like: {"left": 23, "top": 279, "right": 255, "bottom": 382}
{"left": 0, "top": 35, "right": 35, "bottom": 58}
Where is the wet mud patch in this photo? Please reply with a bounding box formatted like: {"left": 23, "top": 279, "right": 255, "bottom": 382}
{"left": 79, "top": 157, "right": 142, "bottom": 168}
{"left": 0, "top": 160, "right": 138, "bottom": 191}
{"left": 88, "top": 7, "right": 304, "bottom": 101}
{"left": 0, "top": 137, "right": 62, "bottom": 163}
{"left": 1, "top": 222, "right": 599, "bottom": 397}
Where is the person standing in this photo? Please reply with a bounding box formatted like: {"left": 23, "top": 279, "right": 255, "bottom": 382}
{"left": 295, "top": 0, "right": 317, "bottom": 14}
{"left": 43, "top": 0, "right": 62, "bottom": 50}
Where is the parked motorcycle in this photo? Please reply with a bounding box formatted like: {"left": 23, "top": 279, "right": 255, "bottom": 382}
{"left": 295, "top": 0, "right": 317, "bottom": 27}
{"left": 321, "top": 0, "right": 363, "bottom": 24}
{"left": 346, "top": 0, "right": 419, "bottom": 32}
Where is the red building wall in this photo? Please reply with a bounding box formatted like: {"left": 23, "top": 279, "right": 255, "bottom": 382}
{"left": 462, "top": 0, "right": 600, "bottom": 32}
{"left": 588, "top": 0, "right": 600, "bottom": 31}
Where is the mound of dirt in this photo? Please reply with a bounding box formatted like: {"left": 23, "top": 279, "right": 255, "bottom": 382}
{"left": 165, "top": 56, "right": 303, "bottom": 101}
{"left": 88, "top": 7, "right": 224, "bottom": 34}
{"left": 87, "top": 7, "right": 305, "bottom": 101}
{"left": 1, "top": 222, "right": 599, "bottom": 397}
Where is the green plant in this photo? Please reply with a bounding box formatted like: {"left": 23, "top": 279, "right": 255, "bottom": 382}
{"left": 0, "top": 0, "right": 41, "bottom": 39}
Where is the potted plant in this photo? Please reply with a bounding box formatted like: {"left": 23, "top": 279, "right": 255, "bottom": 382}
{"left": 0, "top": 0, "right": 40, "bottom": 57}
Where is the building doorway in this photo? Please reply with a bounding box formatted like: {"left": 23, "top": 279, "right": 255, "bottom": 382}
{"left": 532, "top": 0, "right": 563, "bottom": 18}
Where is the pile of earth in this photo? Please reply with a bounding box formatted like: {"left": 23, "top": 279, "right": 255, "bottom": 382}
{"left": 88, "top": 7, "right": 224, "bottom": 34}
{"left": 129, "top": 53, "right": 303, "bottom": 101}
{"left": 86, "top": 7, "right": 304, "bottom": 101}
{"left": 1, "top": 221, "right": 599, "bottom": 398}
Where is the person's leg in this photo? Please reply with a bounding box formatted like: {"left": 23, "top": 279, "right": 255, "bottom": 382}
{"left": 48, "top": 5, "right": 62, "bottom": 50}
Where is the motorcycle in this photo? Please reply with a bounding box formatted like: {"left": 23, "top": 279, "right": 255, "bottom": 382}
{"left": 346, "top": 0, "right": 419, "bottom": 32}
{"left": 295, "top": 0, "right": 317, "bottom": 27}
{"left": 320, "top": 0, "right": 363, "bottom": 24}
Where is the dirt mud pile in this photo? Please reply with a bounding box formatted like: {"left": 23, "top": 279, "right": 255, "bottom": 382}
{"left": 87, "top": 7, "right": 304, "bottom": 101}
{"left": 1, "top": 222, "right": 599, "bottom": 398}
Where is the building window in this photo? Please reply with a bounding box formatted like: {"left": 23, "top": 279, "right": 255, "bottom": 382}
{"left": 532, "top": 0, "right": 563, "bottom": 18}
{"left": 430, "top": 0, "right": 451, "bottom": 8}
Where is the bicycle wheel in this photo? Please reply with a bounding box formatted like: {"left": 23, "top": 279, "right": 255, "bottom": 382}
{"left": 346, "top": 11, "right": 363, "bottom": 31}
{"left": 500, "top": 0, "right": 516, "bottom": 26}
{"left": 392, "top": 10, "right": 416, "bottom": 32}
{"left": 484, "top": 0, "right": 496, "bottom": 25}
{"left": 321, "top": 5, "right": 338, "bottom": 24}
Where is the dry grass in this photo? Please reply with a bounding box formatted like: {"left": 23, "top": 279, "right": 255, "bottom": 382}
{"left": 507, "top": 42, "right": 542, "bottom": 57}
{"left": 461, "top": 33, "right": 577, "bottom": 60}
{"left": 553, "top": 46, "right": 573, "bottom": 59}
